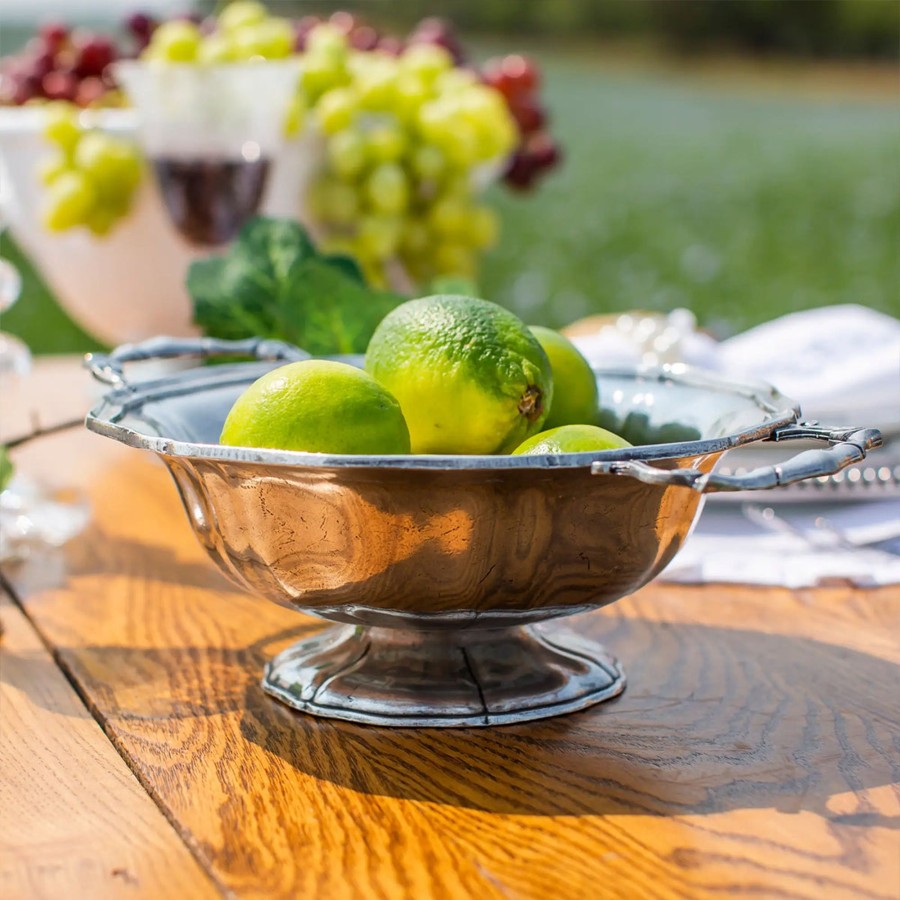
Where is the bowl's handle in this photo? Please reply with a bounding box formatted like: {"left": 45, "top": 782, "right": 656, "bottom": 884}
{"left": 591, "top": 424, "right": 883, "bottom": 493}
{"left": 84, "top": 336, "right": 309, "bottom": 388}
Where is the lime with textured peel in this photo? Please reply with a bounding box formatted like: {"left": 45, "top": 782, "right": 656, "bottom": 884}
{"left": 365, "top": 295, "right": 553, "bottom": 454}
{"left": 512, "top": 424, "right": 632, "bottom": 456}
{"left": 528, "top": 325, "right": 599, "bottom": 429}
{"left": 220, "top": 360, "right": 410, "bottom": 454}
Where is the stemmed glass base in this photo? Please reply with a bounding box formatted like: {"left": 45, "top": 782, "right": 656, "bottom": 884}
{"left": 263, "top": 620, "right": 626, "bottom": 728}
{"left": 0, "top": 255, "right": 89, "bottom": 563}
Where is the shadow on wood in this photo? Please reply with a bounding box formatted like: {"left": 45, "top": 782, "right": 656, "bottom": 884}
{"left": 236, "top": 618, "right": 900, "bottom": 822}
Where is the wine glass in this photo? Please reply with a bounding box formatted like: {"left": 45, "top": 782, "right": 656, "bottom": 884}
{"left": 114, "top": 59, "right": 302, "bottom": 247}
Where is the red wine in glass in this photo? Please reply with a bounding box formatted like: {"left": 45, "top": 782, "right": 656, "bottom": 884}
{"left": 151, "top": 155, "right": 271, "bottom": 247}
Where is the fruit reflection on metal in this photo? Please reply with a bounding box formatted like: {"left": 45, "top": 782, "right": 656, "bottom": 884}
{"left": 84, "top": 338, "right": 882, "bottom": 727}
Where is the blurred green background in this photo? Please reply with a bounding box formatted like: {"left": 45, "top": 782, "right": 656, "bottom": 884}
{"left": 2, "top": 0, "right": 898, "bottom": 353}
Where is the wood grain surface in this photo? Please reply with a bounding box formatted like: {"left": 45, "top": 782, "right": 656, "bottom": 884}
{"left": 3, "top": 360, "right": 899, "bottom": 899}
{"left": 0, "top": 593, "right": 217, "bottom": 899}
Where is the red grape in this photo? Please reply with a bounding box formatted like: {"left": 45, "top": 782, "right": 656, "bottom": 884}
{"left": 39, "top": 23, "right": 69, "bottom": 54}
{"left": 504, "top": 151, "right": 538, "bottom": 191}
{"left": 293, "top": 15, "right": 322, "bottom": 51}
{"left": 329, "top": 11, "right": 356, "bottom": 35}
{"left": 75, "top": 75, "right": 106, "bottom": 107}
{"left": 125, "top": 12, "right": 154, "bottom": 38}
{"left": 407, "top": 17, "right": 465, "bottom": 64}
{"left": 32, "top": 51, "right": 57, "bottom": 79}
{"left": 42, "top": 70, "right": 77, "bottom": 102}
{"left": 509, "top": 95, "right": 546, "bottom": 135}
{"left": 74, "top": 36, "right": 115, "bottom": 78}
{"left": 376, "top": 35, "right": 404, "bottom": 56}
{"left": 10, "top": 74, "right": 42, "bottom": 105}
{"left": 349, "top": 26, "right": 379, "bottom": 52}
{"left": 527, "top": 132, "right": 561, "bottom": 169}
{"left": 484, "top": 54, "right": 540, "bottom": 99}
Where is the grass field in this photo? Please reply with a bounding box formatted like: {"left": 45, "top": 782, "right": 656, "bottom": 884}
{"left": 3, "top": 46, "right": 898, "bottom": 353}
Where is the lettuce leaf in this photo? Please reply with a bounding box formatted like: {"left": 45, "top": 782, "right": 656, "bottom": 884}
{"left": 188, "top": 217, "right": 405, "bottom": 355}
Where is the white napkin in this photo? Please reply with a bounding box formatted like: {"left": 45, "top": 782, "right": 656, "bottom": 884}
{"left": 660, "top": 499, "right": 900, "bottom": 588}
{"left": 717, "top": 304, "right": 900, "bottom": 430}
{"left": 572, "top": 304, "right": 900, "bottom": 587}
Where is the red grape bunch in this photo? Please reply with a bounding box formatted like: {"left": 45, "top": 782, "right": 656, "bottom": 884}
{"left": 483, "top": 54, "right": 561, "bottom": 191}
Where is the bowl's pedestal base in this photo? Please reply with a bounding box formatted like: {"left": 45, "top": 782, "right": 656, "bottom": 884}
{"left": 263, "top": 621, "right": 625, "bottom": 727}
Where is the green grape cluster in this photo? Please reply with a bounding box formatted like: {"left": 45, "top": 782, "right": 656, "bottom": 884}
{"left": 301, "top": 24, "right": 516, "bottom": 288}
{"left": 142, "top": 2, "right": 294, "bottom": 65}
{"left": 140, "top": 3, "right": 306, "bottom": 136}
{"left": 39, "top": 103, "right": 142, "bottom": 236}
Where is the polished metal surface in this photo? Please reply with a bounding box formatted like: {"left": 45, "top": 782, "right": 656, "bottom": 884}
{"left": 83, "top": 336, "right": 883, "bottom": 727}
{"left": 593, "top": 424, "right": 882, "bottom": 493}
{"left": 264, "top": 622, "right": 625, "bottom": 727}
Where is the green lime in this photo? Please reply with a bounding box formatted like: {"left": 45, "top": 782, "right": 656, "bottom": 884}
{"left": 220, "top": 359, "right": 410, "bottom": 454}
{"left": 512, "top": 424, "right": 632, "bottom": 456}
{"left": 365, "top": 295, "right": 553, "bottom": 454}
{"left": 528, "top": 325, "right": 599, "bottom": 429}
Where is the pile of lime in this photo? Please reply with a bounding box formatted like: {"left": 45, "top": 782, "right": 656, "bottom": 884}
{"left": 220, "top": 294, "right": 631, "bottom": 456}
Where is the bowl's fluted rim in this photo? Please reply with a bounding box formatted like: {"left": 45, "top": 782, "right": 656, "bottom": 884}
{"left": 84, "top": 363, "right": 802, "bottom": 471}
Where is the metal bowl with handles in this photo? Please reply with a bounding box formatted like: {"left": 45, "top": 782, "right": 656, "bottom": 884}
{"left": 84, "top": 337, "right": 882, "bottom": 727}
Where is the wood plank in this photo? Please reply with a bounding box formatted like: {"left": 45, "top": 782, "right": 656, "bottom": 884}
{"left": 5, "top": 360, "right": 900, "bottom": 899}
{"left": 0, "top": 592, "right": 220, "bottom": 899}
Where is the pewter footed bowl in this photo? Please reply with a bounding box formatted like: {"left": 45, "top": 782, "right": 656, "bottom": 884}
{"left": 85, "top": 337, "right": 882, "bottom": 727}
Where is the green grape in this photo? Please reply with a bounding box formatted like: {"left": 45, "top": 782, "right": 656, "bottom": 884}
{"left": 38, "top": 154, "right": 70, "bottom": 186}
{"left": 393, "top": 75, "right": 431, "bottom": 124}
{"left": 400, "top": 44, "right": 453, "bottom": 83}
{"left": 86, "top": 205, "right": 118, "bottom": 237}
{"left": 74, "top": 132, "right": 141, "bottom": 194}
{"left": 305, "top": 23, "right": 349, "bottom": 64}
{"left": 366, "top": 124, "right": 406, "bottom": 164}
{"left": 468, "top": 205, "right": 500, "bottom": 249}
{"left": 356, "top": 214, "right": 402, "bottom": 260}
{"left": 144, "top": 20, "right": 201, "bottom": 62}
{"left": 364, "top": 163, "right": 408, "bottom": 215}
{"left": 217, "top": 1, "right": 268, "bottom": 33}
{"left": 197, "top": 34, "right": 236, "bottom": 64}
{"left": 432, "top": 241, "right": 477, "bottom": 278}
{"left": 427, "top": 194, "right": 470, "bottom": 238}
{"left": 316, "top": 87, "right": 358, "bottom": 136}
{"left": 410, "top": 144, "right": 445, "bottom": 181}
{"left": 355, "top": 62, "right": 399, "bottom": 112}
{"left": 458, "top": 86, "right": 519, "bottom": 161}
{"left": 399, "top": 217, "right": 431, "bottom": 257}
{"left": 326, "top": 130, "right": 367, "bottom": 180}
{"left": 442, "top": 120, "right": 480, "bottom": 167}
{"left": 283, "top": 93, "right": 307, "bottom": 137}
{"left": 41, "top": 170, "right": 95, "bottom": 232}
{"left": 319, "top": 236, "right": 357, "bottom": 259}
{"left": 232, "top": 18, "right": 294, "bottom": 61}
{"left": 318, "top": 178, "right": 360, "bottom": 226}
{"left": 43, "top": 104, "right": 81, "bottom": 153}
{"left": 415, "top": 99, "right": 460, "bottom": 151}
{"left": 301, "top": 54, "right": 350, "bottom": 104}
{"left": 357, "top": 258, "right": 388, "bottom": 290}
{"left": 435, "top": 68, "right": 479, "bottom": 95}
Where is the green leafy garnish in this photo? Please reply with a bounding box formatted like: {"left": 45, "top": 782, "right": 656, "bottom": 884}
{"left": 0, "top": 446, "right": 12, "bottom": 491}
{"left": 188, "top": 217, "right": 405, "bottom": 355}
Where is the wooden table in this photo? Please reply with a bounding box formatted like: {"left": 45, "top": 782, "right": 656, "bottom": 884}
{"left": 2, "top": 358, "right": 898, "bottom": 900}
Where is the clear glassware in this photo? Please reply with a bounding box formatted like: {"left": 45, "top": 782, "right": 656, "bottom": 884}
{"left": 0, "top": 215, "right": 90, "bottom": 563}
{"left": 114, "top": 60, "right": 302, "bottom": 247}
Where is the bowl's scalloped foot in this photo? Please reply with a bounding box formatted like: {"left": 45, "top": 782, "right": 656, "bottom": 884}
{"left": 262, "top": 621, "right": 625, "bottom": 727}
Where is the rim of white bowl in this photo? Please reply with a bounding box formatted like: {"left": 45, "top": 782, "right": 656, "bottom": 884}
{"left": 0, "top": 105, "right": 137, "bottom": 134}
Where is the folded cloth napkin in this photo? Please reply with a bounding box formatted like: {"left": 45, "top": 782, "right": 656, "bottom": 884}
{"left": 572, "top": 304, "right": 900, "bottom": 587}
{"left": 660, "top": 499, "right": 900, "bottom": 588}
{"left": 717, "top": 304, "right": 900, "bottom": 431}
{"left": 572, "top": 304, "right": 900, "bottom": 429}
